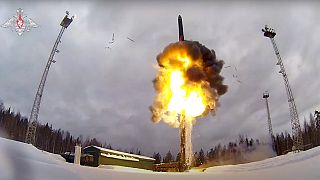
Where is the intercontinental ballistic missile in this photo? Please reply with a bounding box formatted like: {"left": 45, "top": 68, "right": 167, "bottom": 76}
{"left": 178, "top": 15, "right": 184, "bottom": 42}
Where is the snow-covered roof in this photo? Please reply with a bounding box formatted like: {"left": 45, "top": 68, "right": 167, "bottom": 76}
{"left": 101, "top": 153, "right": 139, "bottom": 162}
{"left": 83, "top": 146, "right": 155, "bottom": 161}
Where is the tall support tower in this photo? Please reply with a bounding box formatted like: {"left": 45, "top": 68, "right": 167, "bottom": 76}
{"left": 262, "top": 25, "right": 303, "bottom": 151}
{"left": 315, "top": 110, "right": 320, "bottom": 129}
{"left": 263, "top": 91, "right": 274, "bottom": 139}
{"left": 315, "top": 110, "right": 320, "bottom": 145}
{"left": 25, "top": 12, "right": 74, "bottom": 145}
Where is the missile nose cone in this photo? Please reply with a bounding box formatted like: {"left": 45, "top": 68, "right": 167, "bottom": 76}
{"left": 178, "top": 15, "right": 182, "bottom": 19}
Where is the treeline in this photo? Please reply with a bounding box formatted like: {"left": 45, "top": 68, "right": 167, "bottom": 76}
{"left": 153, "top": 136, "right": 272, "bottom": 167}
{"left": 152, "top": 111, "right": 320, "bottom": 167}
{"left": 273, "top": 112, "right": 320, "bottom": 155}
{"left": 0, "top": 101, "right": 142, "bottom": 155}
{"left": 2, "top": 100, "right": 320, "bottom": 166}
{"left": 153, "top": 111, "right": 320, "bottom": 167}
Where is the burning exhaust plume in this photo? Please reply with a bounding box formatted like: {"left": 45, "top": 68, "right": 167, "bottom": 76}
{"left": 150, "top": 40, "right": 227, "bottom": 127}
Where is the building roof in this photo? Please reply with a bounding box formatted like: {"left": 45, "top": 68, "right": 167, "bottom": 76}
{"left": 83, "top": 146, "right": 155, "bottom": 161}
{"left": 100, "top": 153, "right": 139, "bottom": 162}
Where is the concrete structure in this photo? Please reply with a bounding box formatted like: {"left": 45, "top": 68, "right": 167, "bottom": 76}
{"left": 74, "top": 144, "right": 81, "bottom": 165}
{"left": 83, "top": 146, "right": 155, "bottom": 170}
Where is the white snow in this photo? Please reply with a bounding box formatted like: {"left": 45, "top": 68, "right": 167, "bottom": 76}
{"left": 98, "top": 165, "right": 152, "bottom": 173}
{"left": 1, "top": 137, "right": 320, "bottom": 180}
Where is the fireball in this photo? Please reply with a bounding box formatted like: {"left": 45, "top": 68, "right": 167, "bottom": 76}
{"left": 151, "top": 41, "right": 227, "bottom": 127}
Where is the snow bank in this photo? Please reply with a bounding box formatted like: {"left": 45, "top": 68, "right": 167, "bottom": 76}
{"left": 0, "top": 137, "right": 78, "bottom": 180}
{"left": 205, "top": 146, "right": 320, "bottom": 172}
{"left": 204, "top": 146, "right": 320, "bottom": 180}
{"left": 0, "top": 137, "right": 65, "bottom": 165}
{"left": 1, "top": 137, "right": 320, "bottom": 180}
{"left": 98, "top": 165, "right": 153, "bottom": 173}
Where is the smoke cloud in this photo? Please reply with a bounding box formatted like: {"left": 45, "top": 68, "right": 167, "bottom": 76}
{"left": 150, "top": 40, "right": 228, "bottom": 126}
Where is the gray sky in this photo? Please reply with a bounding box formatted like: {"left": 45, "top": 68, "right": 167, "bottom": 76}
{"left": 1, "top": 1, "right": 320, "bottom": 156}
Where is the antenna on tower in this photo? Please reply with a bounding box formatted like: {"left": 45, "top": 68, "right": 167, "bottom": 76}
{"left": 25, "top": 12, "right": 74, "bottom": 145}
{"left": 262, "top": 25, "right": 303, "bottom": 152}
{"left": 263, "top": 91, "right": 274, "bottom": 140}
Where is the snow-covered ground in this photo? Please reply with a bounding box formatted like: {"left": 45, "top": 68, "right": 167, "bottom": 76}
{"left": 0, "top": 137, "right": 319, "bottom": 180}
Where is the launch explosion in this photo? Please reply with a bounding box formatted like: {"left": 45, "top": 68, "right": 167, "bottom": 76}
{"left": 150, "top": 40, "right": 227, "bottom": 170}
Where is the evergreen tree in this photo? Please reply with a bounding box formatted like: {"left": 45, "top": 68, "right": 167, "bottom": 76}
{"left": 196, "top": 148, "right": 205, "bottom": 166}
{"left": 176, "top": 152, "right": 181, "bottom": 162}
{"left": 136, "top": 149, "right": 141, "bottom": 155}
{"left": 207, "top": 148, "right": 215, "bottom": 160}
{"left": 106, "top": 144, "right": 112, "bottom": 149}
{"left": 163, "top": 151, "right": 174, "bottom": 163}
{"left": 153, "top": 152, "right": 162, "bottom": 164}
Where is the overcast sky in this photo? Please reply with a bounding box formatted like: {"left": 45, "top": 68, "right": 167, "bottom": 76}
{"left": 0, "top": 0, "right": 320, "bottom": 156}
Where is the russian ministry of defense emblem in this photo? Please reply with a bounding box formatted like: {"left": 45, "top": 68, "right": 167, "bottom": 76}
{"left": 1, "top": 8, "right": 38, "bottom": 36}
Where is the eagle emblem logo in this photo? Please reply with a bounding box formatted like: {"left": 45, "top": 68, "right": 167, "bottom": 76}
{"left": 2, "top": 8, "right": 38, "bottom": 36}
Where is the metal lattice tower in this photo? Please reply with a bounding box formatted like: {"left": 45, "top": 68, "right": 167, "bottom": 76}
{"left": 262, "top": 25, "right": 303, "bottom": 151}
{"left": 315, "top": 111, "right": 320, "bottom": 129}
{"left": 315, "top": 111, "right": 320, "bottom": 145}
{"left": 25, "top": 12, "right": 74, "bottom": 145}
{"left": 263, "top": 91, "right": 274, "bottom": 139}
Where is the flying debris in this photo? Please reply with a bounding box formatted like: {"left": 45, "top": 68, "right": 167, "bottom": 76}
{"left": 127, "top": 37, "right": 135, "bottom": 43}
{"left": 233, "top": 67, "right": 241, "bottom": 83}
{"left": 105, "top": 33, "right": 115, "bottom": 51}
{"left": 178, "top": 15, "right": 184, "bottom": 41}
{"left": 109, "top": 33, "right": 115, "bottom": 44}
{"left": 224, "top": 65, "right": 241, "bottom": 84}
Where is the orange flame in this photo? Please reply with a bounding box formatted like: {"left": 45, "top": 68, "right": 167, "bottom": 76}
{"left": 151, "top": 44, "right": 217, "bottom": 127}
